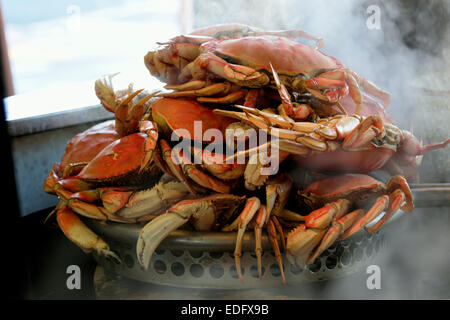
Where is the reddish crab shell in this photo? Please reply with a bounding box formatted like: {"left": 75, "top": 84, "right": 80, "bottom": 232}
{"left": 297, "top": 173, "right": 413, "bottom": 213}
{"left": 60, "top": 120, "right": 121, "bottom": 177}
{"left": 203, "top": 35, "right": 340, "bottom": 77}
{"left": 299, "top": 174, "right": 387, "bottom": 205}
{"left": 43, "top": 120, "right": 121, "bottom": 193}
{"left": 59, "top": 132, "right": 161, "bottom": 192}
{"left": 151, "top": 97, "right": 235, "bottom": 143}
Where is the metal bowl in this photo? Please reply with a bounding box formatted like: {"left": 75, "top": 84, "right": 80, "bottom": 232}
{"left": 87, "top": 185, "right": 449, "bottom": 289}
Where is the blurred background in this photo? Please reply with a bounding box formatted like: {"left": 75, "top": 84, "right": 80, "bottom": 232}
{"left": 1, "top": 0, "right": 449, "bottom": 299}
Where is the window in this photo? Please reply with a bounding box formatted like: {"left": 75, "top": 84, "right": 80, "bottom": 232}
{"left": 2, "top": 0, "right": 192, "bottom": 119}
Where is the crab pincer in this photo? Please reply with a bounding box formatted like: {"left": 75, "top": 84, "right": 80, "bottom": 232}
{"left": 56, "top": 204, "right": 121, "bottom": 263}
{"left": 137, "top": 194, "right": 245, "bottom": 271}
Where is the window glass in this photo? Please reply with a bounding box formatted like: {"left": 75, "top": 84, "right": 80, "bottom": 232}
{"left": 2, "top": 0, "right": 183, "bottom": 96}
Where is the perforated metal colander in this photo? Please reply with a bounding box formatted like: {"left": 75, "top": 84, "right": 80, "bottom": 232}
{"left": 88, "top": 185, "right": 449, "bottom": 289}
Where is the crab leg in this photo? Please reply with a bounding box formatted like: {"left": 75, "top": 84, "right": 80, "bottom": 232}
{"left": 153, "top": 42, "right": 201, "bottom": 68}
{"left": 268, "top": 63, "right": 313, "bottom": 120}
{"left": 306, "top": 70, "right": 362, "bottom": 114}
{"left": 57, "top": 177, "right": 192, "bottom": 224}
{"left": 198, "top": 148, "right": 246, "bottom": 180}
{"left": 113, "top": 179, "right": 191, "bottom": 219}
{"left": 231, "top": 197, "right": 261, "bottom": 282}
{"left": 365, "top": 175, "right": 413, "bottom": 233}
{"left": 139, "top": 120, "right": 159, "bottom": 173}
{"left": 244, "top": 89, "right": 260, "bottom": 108}
{"left": 218, "top": 107, "right": 388, "bottom": 155}
{"left": 216, "top": 108, "right": 313, "bottom": 142}
{"left": 159, "top": 82, "right": 232, "bottom": 98}
{"left": 222, "top": 106, "right": 348, "bottom": 140}
{"left": 197, "top": 91, "right": 246, "bottom": 104}
{"left": 164, "top": 80, "right": 206, "bottom": 91}
{"left": 271, "top": 216, "right": 286, "bottom": 250}
{"left": 94, "top": 74, "right": 125, "bottom": 113}
{"left": 184, "top": 52, "right": 270, "bottom": 87}
{"left": 95, "top": 78, "right": 158, "bottom": 137}
{"left": 286, "top": 199, "right": 352, "bottom": 268}
{"left": 267, "top": 217, "right": 286, "bottom": 285}
{"left": 307, "top": 209, "right": 363, "bottom": 264}
{"left": 341, "top": 195, "right": 390, "bottom": 239}
{"left": 385, "top": 175, "right": 414, "bottom": 212}
{"left": 266, "top": 173, "right": 293, "bottom": 218}
{"left": 304, "top": 199, "right": 351, "bottom": 229}
{"left": 183, "top": 163, "right": 232, "bottom": 193}
{"left": 249, "top": 175, "right": 292, "bottom": 282}
{"left": 365, "top": 189, "right": 405, "bottom": 234}
{"left": 159, "top": 139, "right": 198, "bottom": 194}
{"left": 162, "top": 140, "right": 234, "bottom": 194}
{"left": 244, "top": 153, "right": 270, "bottom": 190}
{"left": 269, "top": 62, "right": 294, "bottom": 120}
{"left": 148, "top": 52, "right": 179, "bottom": 84}
{"left": 253, "top": 205, "right": 269, "bottom": 279}
{"left": 56, "top": 206, "right": 121, "bottom": 263}
{"left": 350, "top": 71, "right": 391, "bottom": 108}
{"left": 342, "top": 115, "right": 384, "bottom": 150}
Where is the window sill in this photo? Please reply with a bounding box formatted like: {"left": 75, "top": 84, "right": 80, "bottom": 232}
{"left": 4, "top": 72, "right": 164, "bottom": 136}
{"left": 4, "top": 80, "right": 111, "bottom": 136}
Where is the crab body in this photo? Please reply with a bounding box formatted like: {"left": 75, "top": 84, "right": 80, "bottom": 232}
{"left": 147, "top": 24, "right": 390, "bottom": 117}
{"left": 286, "top": 173, "right": 414, "bottom": 268}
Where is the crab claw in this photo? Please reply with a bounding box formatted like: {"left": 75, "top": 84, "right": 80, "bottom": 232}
{"left": 56, "top": 206, "right": 121, "bottom": 263}
{"left": 137, "top": 194, "right": 245, "bottom": 270}
{"left": 286, "top": 225, "right": 326, "bottom": 269}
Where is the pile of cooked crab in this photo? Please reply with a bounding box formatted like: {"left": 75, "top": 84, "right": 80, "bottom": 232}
{"left": 43, "top": 24, "right": 449, "bottom": 285}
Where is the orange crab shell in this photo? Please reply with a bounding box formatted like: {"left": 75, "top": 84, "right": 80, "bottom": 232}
{"left": 298, "top": 174, "right": 387, "bottom": 210}
{"left": 60, "top": 120, "right": 121, "bottom": 176}
{"left": 151, "top": 97, "right": 235, "bottom": 143}
{"left": 202, "top": 35, "right": 341, "bottom": 76}
{"left": 74, "top": 132, "right": 160, "bottom": 186}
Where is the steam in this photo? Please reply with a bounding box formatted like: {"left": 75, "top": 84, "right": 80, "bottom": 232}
{"left": 193, "top": 0, "right": 449, "bottom": 126}
{"left": 189, "top": 0, "right": 450, "bottom": 299}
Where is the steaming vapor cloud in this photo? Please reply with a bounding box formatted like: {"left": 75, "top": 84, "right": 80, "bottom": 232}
{"left": 191, "top": 0, "right": 450, "bottom": 299}
{"left": 194, "top": 0, "right": 449, "bottom": 124}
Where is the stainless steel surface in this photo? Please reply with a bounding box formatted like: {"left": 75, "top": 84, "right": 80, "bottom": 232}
{"left": 87, "top": 185, "right": 449, "bottom": 289}
{"left": 92, "top": 231, "right": 384, "bottom": 289}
